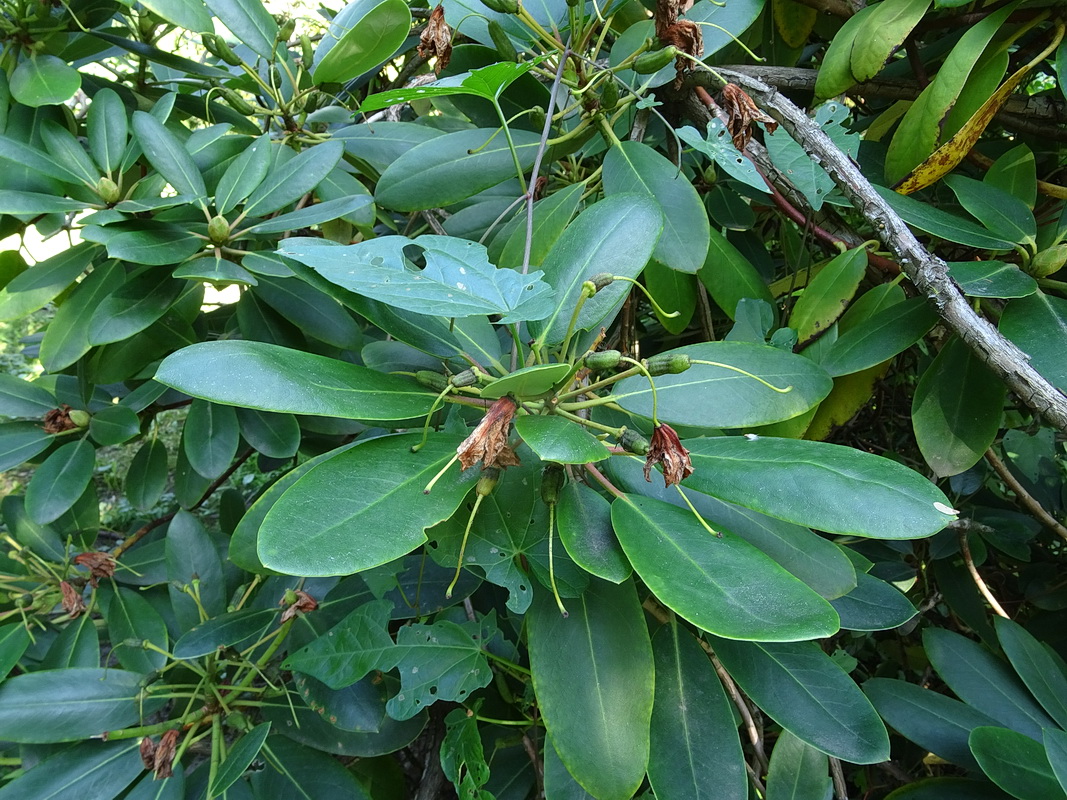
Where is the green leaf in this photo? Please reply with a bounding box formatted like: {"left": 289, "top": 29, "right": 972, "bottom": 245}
{"left": 874, "top": 185, "right": 1015, "bottom": 250}
{"left": 243, "top": 140, "right": 345, "bottom": 217}
{"left": 0, "top": 131, "right": 82, "bottom": 185}
{"left": 259, "top": 434, "right": 477, "bottom": 576}
{"left": 711, "top": 637, "right": 890, "bottom": 763}
{"left": 995, "top": 617, "right": 1067, "bottom": 730}
{"left": 25, "top": 439, "right": 95, "bottom": 525}
{"left": 528, "top": 579, "right": 653, "bottom": 800}
{"left": 173, "top": 608, "right": 277, "bottom": 659}
{"left": 40, "top": 260, "right": 125, "bottom": 372}
{"left": 0, "top": 740, "right": 143, "bottom": 800}
{"left": 0, "top": 668, "right": 152, "bottom": 742}
{"left": 204, "top": 0, "right": 279, "bottom": 58}
{"left": 88, "top": 270, "right": 185, "bottom": 345}
{"left": 173, "top": 256, "right": 257, "bottom": 286}
{"left": 815, "top": 4, "right": 880, "bottom": 97}
{"left": 131, "top": 111, "right": 207, "bottom": 200}
{"left": 236, "top": 408, "right": 299, "bottom": 459}
{"left": 280, "top": 235, "right": 555, "bottom": 324}
{"left": 820, "top": 296, "right": 938, "bottom": 377}
{"left": 557, "top": 482, "right": 631, "bottom": 584}
{"left": 850, "top": 0, "right": 931, "bottom": 82}
{"left": 40, "top": 121, "right": 98, "bottom": 187}
{"left": 253, "top": 737, "right": 371, "bottom": 798}
{"left": 3, "top": 494, "right": 63, "bottom": 561}
{"left": 126, "top": 439, "right": 168, "bottom": 511}
{"left": 612, "top": 495, "right": 839, "bottom": 641}
{"left": 9, "top": 56, "right": 80, "bottom": 107}
{"left": 1045, "top": 728, "right": 1067, "bottom": 794}
{"left": 361, "top": 59, "right": 547, "bottom": 112}
{"left": 156, "top": 341, "right": 436, "bottom": 420}
{"left": 87, "top": 89, "right": 128, "bottom": 174}
{"left": 0, "top": 243, "right": 98, "bottom": 323}
{"left": 140, "top": 0, "right": 213, "bottom": 32}
{"left": 698, "top": 227, "right": 774, "bottom": 319}
{"left": 644, "top": 259, "right": 696, "bottom": 333}
{"left": 210, "top": 723, "right": 272, "bottom": 797}
{"left": 441, "top": 707, "right": 491, "bottom": 796}
{"left": 514, "top": 415, "right": 610, "bottom": 464}
{"left": 765, "top": 102, "right": 858, "bottom": 212}
{"left": 678, "top": 121, "right": 768, "bottom": 193}
{"left": 947, "top": 261, "right": 1036, "bottom": 299}
{"left": 0, "top": 624, "right": 30, "bottom": 684}
{"left": 864, "top": 678, "right": 997, "bottom": 770}
{"left": 611, "top": 342, "right": 833, "bottom": 428}
{"left": 1000, "top": 291, "right": 1067, "bottom": 392}
{"left": 105, "top": 226, "right": 203, "bottom": 265}
{"left": 215, "top": 133, "right": 270, "bottom": 215}
{"left": 481, "top": 363, "right": 572, "bottom": 400}
{"left": 603, "top": 141, "right": 710, "bottom": 274}
{"left": 335, "top": 121, "right": 443, "bottom": 174}
{"left": 89, "top": 405, "right": 141, "bottom": 446}
{"left": 945, "top": 174, "right": 1036, "bottom": 248}
{"left": 529, "top": 194, "right": 662, "bottom": 345}
{"left": 246, "top": 196, "right": 373, "bottom": 234}
{"left": 913, "top": 336, "right": 1005, "bottom": 477}
{"left": 101, "top": 585, "right": 167, "bottom": 674}
{"left": 790, "top": 248, "right": 867, "bottom": 345}
{"left": 986, "top": 144, "right": 1037, "bottom": 208}
{"left": 924, "top": 628, "right": 1057, "bottom": 739}
{"left": 312, "top": 0, "right": 411, "bottom": 84}
{"left": 830, "top": 571, "right": 916, "bottom": 631}
{"left": 970, "top": 726, "right": 1066, "bottom": 800}
{"left": 0, "top": 373, "right": 55, "bottom": 418}
{"left": 183, "top": 400, "right": 239, "bottom": 480}
{"left": 683, "top": 436, "right": 958, "bottom": 538}
{"left": 90, "top": 32, "right": 232, "bottom": 80}
{"left": 283, "top": 599, "right": 396, "bottom": 688}
{"left": 166, "top": 510, "right": 226, "bottom": 630}
{"left": 884, "top": 778, "right": 1013, "bottom": 800}
{"left": 766, "top": 730, "right": 832, "bottom": 800}
{"left": 0, "top": 191, "right": 92, "bottom": 214}
{"left": 648, "top": 622, "right": 746, "bottom": 800}
{"left": 376, "top": 128, "right": 541, "bottom": 212}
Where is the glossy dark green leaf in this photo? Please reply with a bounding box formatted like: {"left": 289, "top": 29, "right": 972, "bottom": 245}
{"left": 925, "top": 628, "right": 1056, "bottom": 739}
{"left": 830, "top": 571, "right": 916, "bottom": 631}
{"left": 101, "top": 585, "right": 167, "bottom": 673}
{"left": 712, "top": 637, "right": 890, "bottom": 763}
{"left": 864, "top": 678, "right": 996, "bottom": 770}
{"left": 677, "top": 121, "right": 767, "bottom": 192}
{"left": 1045, "top": 728, "right": 1067, "bottom": 794}
{"left": 173, "top": 607, "right": 277, "bottom": 659}
{"left": 88, "top": 271, "right": 185, "bottom": 346}
{"left": 40, "top": 121, "right": 97, "bottom": 187}
{"left": 131, "top": 111, "right": 206, "bottom": 200}
{"left": 283, "top": 599, "right": 395, "bottom": 688}
{"left": 166, "top": 510, "right": 226, "bottom": 630}
{"left": 88, "top": 405, "right": 141, "bottom": 446}
{"left": 557, "top": 483, "right": 631, "bottom": 584}
{"left": 612, "top": 342, "right": 832, "bottom": 428}
{"left": 105, "top": 226, "right": 203, "bottom": 265}
{"left": 252, "top": 274, "right": 361, "bottom": 348}
{"left": 790, "top": 248, "right": 867, "bottom": 345}
{"left": 204, "top": 0, "right": 278, "bottom": 58}
{"left": 280, "top": 235, "right": 555, "bottom": 324}
{"left": 0, "top": 191, "right": 92, "bottom": 214}
{"left": 913, "top": 336, "right": 1005, "bottom": 477}
{"left": 514, "top": 415, "right": 610, "bottom": 464}
{"left": 173, "top": 256, "right": 257, "bottom": 286}
{"left": 603, "top": 141, "right": 709, "bottom": 274}
{"left": 820, "top": 296, "right": 938, "bottom": 377}
{"left": 0, "top": 243, "right": 98, "bottom": 323}
{"left": 683, "top": 436, "right": 957, "bottom": 539}
{"left": 361, "top": 59, "right": 546, "bottom": 112}
{"left": 995, "top": 617, "right": 1067, "bottom": 730}
{"left": 766, "top": 730, "right": 832, "bottom": 800}
{"left": 1000, "top": 291, "right": 1067, "bottom": 392}
{"left": 235, "top": 407, "right": 299, "bottom": 459}
{"left": 259, "top": 434, "right": 477, "bottom": 576}
{"left": 874, "top": 186, "right": 1014, "bottom": 250}
{"left": 0, "top": 740, "right": 142, "bottom": 800}
{"left": 0, "top": 373, "right": 55, "bottom": 418}
{"left": 947, "top": 261, "right": 1037, "bottom": 299}
{"left": 25, "top": 439, "right": 95, "bottom": 525}
{"left": 0, "top": 422, "right": 53, "bottom": 471}
{"left": 529, "top": 193, "right": 662, "bottom": 345}
{"left": 644, "top": 259, "right": 697, "bottom": 333}
{"left": 215, "top": 133, "right": 270, "bottom": 215}
{"left": 970, "top": 726, "right": 1065, "bottom": 800}
{"left": 0, "top": 668, "right": 151, "bottom": 742}
{"left": 495, "top": 182, "right": 583, "bottom": 270}
{"left": 376, "top": 128, "right": 541, "bottom": 212}
{"left": 87, "top": 88, "right": 128, "bottom": 174}
{"left": 543, "top": 735, "right": 596, "bottom": 800}
{"left": 335, "top": 121, "right": 443, "bottom": 174}
{"left": 252, "top": 737, "right": 370, "bottom": 799}
{"left": 312, "top": 0, "right": 411, "bottom": 84}
{"left": 243, "top": 140, "right": 344, "bottom": 217}
{"left": 946, "top": 174, "right": 1036, "bottom": 248}
{"left": 648, "top": 622, "right": 746, "bottom": 800}
{"left": 126, "top": 439, "right": 168, "bottom": 511}
{"left": 3, "top": 494, "right": 63, "bottom": 561}
{"left": 210, "top": 722, "right": 271, "bottom": 797}
{"left": 246, "top": 196, "right": 372, "bottom": 234}
{"left": 90, "top": 33, "right": 232, "bottom": 81}
{"left": 156, "top": 341, "right": 436, "bottom": 420}
{"left": 0, "top": 623, "right": 29, "bottom": 683}
{"left": 699, "top": 228, "right": 773, "bottom": 320}
{"left": 884, "top": 778, "right": 1013, "bottom": 800}
{"left": 613, "top": 495, "right": 838, "bottom": 640}
{"left": 141, "top": 0, "right": 213, "bottom": 31}
{"left": 850, "top": 0, "right": 930, "bottom": 82}
{"left": 9, "top": 56, "right": 80, "bottom": 107}
{"left": 39, "top": 260, "right": 125, "bottom": 372}
{"left": 481, "top": 364, "right": 572, "bottom": 400}
{"left": 0, "top": 130, "right": 82, "bottom": 184}
{"left": 528, "top": 579, "right": 653, "bottom": 800}
{"left": 183, "top": 400, "right": 239, "bottom": 480}
{"left": 42, "top": 613, "right": 100, "bottom": 669}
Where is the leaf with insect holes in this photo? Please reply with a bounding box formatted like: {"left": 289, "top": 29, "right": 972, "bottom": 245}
{"left": 279, "top": 235, "right": 555, "bottom": 323}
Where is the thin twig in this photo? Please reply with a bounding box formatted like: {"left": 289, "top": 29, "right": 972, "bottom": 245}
{"left": 829, "top": 757, "right": 849, "bottom": 799}
{"left": 958, "top": 528, "right": 1009, "bottom": 618}
{"left": 985, "top": 448, "right": 1067, "bottom": 542}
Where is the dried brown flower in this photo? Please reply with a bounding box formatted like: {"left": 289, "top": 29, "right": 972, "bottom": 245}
{"left": 139, "top": 737, "right": 157, "bottom": 770}
{"left": 73, "top": 551, "right": 116, "bottom": 588}
{"left": 418, "top": 5, "right": 453, "bottom": 73}
{"left": 59, "top": 581, "right": 86, "bottom": 617}
{"left": 457, "top": 396, "right": 519, "bottom": 471}
{"left": 42, "top": 405, "right": 77, "bottom": 434}
{"left": 154, "top": 729, "right": 179, "bottom": 779}
{"left": 660, "top": 20, "right": 703, "bottom": 84}
{"left": 280, "top": 589, "right": 319, "bottom": 623}
{"left": 643, "top": 423, "right": 694, "bottom": 487}
{"left": 721, "top": 83, "right": 778, "bottom": 150}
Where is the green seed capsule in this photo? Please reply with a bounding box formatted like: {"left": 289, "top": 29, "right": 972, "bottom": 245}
{"left": 416, "top": 370, "right": 449, "bottom": 392}
{"left": 202, "top": 33, "right": 223, "bottom": 58}
{"left": 300, "top": 34, "right": 314, "bottom": 66}
{"left": 488, "top": 20, "right": 518, "bottom": 62}
{"left": 214, "top": 37, "right": 244, "bottom": 67}
{"left": 481, "top": 0, "right": 520, "bottom": 13}
{"left": 644, "top": 353, "right": 691, "bottom": 376}
{"left": 632, "top": 46, "right": 678, "bottom": 75}
{"left": 476, "top": 467, "right": 502, "bottom": 497}
{"left": 583, "top": 349, "right": 622, "bottom": 372}
{"left": 277, "top": 17, "right": 296, "bottom": 42}
{"left": 590, "top": 272, "right": 614, "bottom": 291}
{"left": 600, "top": 79, "right": 619, "bottom": 112}
{"left": 528, "top": 105, "right": 546, "bottom": 130}
{"left": 68, "top": 409, "right": 91, "bottom": 427}
{"left": 541, "top": 464, "right": 565, "bottom": 505}
{"left": 450, "top": 368, "right": 479, "bottom": 388}
{"left": 619, "top": 428, "right": 650, "bottom": 455}
{"left": 220, "top": 87, "right": 255, "bottom": 116}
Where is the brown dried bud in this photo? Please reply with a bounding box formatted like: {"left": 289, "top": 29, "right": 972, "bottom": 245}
{"left": 280, "top": 589, "right": 318, "bottom": 623}
{"left": 60, "top": 581, "right": 86, "bottom": 617}
{"left": 42, "top": 405, "right": 78, "bottom": 434}
{"left": 457, "top": 396, "right": 519, "bottom": 471}
{"left": 73, "top": 551, "right": 116, "bottom": 588}
{"left": 644, "top": 423, "right": 693, "bottom": 487}
{"left": 154, "top": 728, "right": 179, "bottom": 779}
{"left": 418, "top": 5, "right": 453, "bottom": 72}
{"left": 139, "top": 737, "right": 157, "bottom": 770}
{"left": 721, "top": 84, "right": 778, "bottom": 151}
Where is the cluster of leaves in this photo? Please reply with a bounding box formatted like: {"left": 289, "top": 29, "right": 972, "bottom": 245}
{"left": 0, "top": 0, "right": 1065, "bottom": 796}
